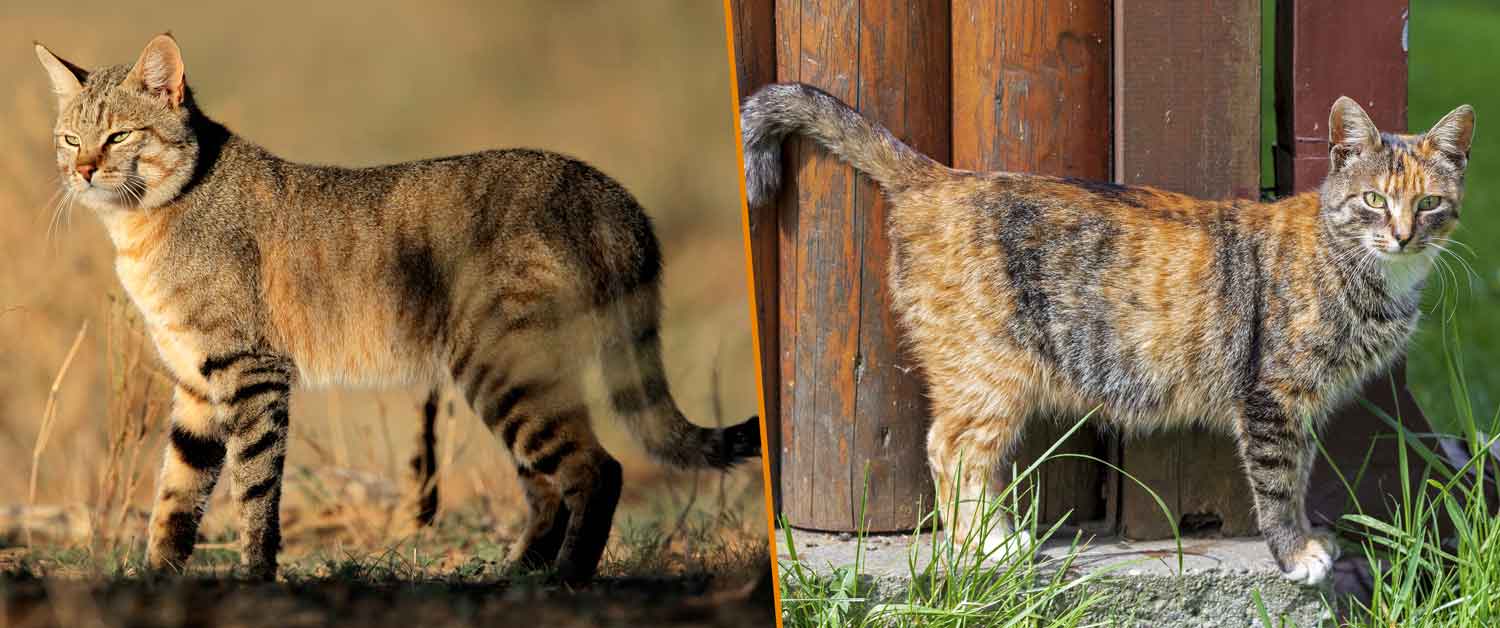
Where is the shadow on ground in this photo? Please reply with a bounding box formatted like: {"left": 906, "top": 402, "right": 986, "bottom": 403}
{"left": 1, "top": 570, "right": 777, "bottom": 628}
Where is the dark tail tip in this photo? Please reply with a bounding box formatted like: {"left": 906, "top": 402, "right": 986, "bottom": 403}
{"left": 708, "top": 415, "right": 763, "bottom": 469}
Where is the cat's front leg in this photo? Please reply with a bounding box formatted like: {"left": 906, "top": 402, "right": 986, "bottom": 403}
{"left": 146, "top": 386, "right": 226, "bottom": 573}
{"left": 204, "top": 352, "right": 296, "bottom": 580}
{"left": 1236, "top": 390, "right": 1339, "bottom": 585}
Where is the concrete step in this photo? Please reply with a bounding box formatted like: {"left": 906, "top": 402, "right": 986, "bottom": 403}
{"left": 778, "top": 531, "right": 1338, "bottom": 627}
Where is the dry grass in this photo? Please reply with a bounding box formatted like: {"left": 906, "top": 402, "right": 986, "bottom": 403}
{"left": 0, "top": 0, "right": 764, "bottom": 580}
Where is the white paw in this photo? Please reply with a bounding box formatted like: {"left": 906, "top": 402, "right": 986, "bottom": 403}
{"left": 976, "top": 528, "right": 1033, "bottom": 561}
{"left": 1280, "top": 535, "right": 1339, "bottom": 586}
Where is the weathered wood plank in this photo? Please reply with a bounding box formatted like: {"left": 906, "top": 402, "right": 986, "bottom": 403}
{"left": 952, "top": 0, "right": 1112, "bottom": 527}
{"left": 776, "top": 0, "right": 946, "bottom": 532}
{"left": 850, "top": 0, "right": 949, "bottom": 531}
{"left": 1114, "top": 0, "right": 1261, "bottom": 539}
{"left": 1273, "top": 0, "right": 1408, "bottom": 195}
{"left": 729, "top": 0, "right": 782, "bottom": 513}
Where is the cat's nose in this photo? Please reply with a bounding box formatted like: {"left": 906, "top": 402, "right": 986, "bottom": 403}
{"left": 75, "top": 162, "right": 97, "bottom": 182}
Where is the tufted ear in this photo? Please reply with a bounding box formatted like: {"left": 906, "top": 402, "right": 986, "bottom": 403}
{"left": 34, "top": 42, "right": 88, "bottom": 108}
{"left": 1423, "top": 104, "right": 1476, "bottom": 166}
{"left": 1328, "top": 96, "right": 1382, "bottom": 172}
{"left": 125, "top": 33, "right": 187, "bottom": 108}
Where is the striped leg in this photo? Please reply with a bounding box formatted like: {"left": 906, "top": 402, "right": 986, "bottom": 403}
{"left": 146, "top": 387, "right": 226, "bottom": 572}
{"left": 925, "top": 381, "right": 1030, "bottom": 559}
{"left": 512, "top": 467, "right": 569, "bottom": 569}
{"left": 217, "top": 357, "right": 294, "bottom": 580}
{"left": 1238, "top": 391, "right": 1339, "bottom": 585}
{"left": 549, "top": 445, "right": 622, "bottom": 584}
{"left": 454, "top": 343, "right": 620, "bottom": 583}
{"left": 405, "top": 388, "right": 441, "bottom": 528}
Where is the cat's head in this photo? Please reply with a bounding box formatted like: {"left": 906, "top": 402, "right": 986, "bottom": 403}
{"left": 1320, "top": 97, "right": 1474, "bottom": 264}
{"left": 35, "top": 34, "right": 199, "bottom": 212}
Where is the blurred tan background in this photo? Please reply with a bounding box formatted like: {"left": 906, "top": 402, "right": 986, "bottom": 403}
{"left": 0, "top": 1, "right": 760, "bottom": 556}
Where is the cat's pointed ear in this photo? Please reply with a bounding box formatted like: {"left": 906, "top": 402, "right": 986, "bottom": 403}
{"left": 1328, "top": 96, "right": 1381, "bottom": 172}
{"left": 34, "top": 42, "right": 88, "bottom": 107}
{"left": 1423, "top": 104, "right": 1475, "bottom": 166}
{"left": 125, "top": 33, "right": 187, "bottom": 109}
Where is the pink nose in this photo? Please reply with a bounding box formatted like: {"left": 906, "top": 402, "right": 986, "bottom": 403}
{"left": 75, "top": 163, "right": 96, "bottom": 182}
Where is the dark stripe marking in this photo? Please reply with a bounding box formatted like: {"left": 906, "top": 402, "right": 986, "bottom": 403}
{"left": 238, "top": 430, "right": 282, "bottom": 461}
{"left": 170, "top": 426, "right": 226, "bottom": 471}
{"left": 501, "top": 415, "right": 526, "bottom": 450}
{"left": 229, "top": 381, "right": 290, "bottom": 405}
{"left": 163, "top": 511, "right": 198, "bottom": 557}
{"left": 522, "top": 406, "right": 588, "bottom": 457}
{"left": 241, "top": 477, "right": 279, "bottom": 502}
{"left": 491, "top": 382, "right": 542, "bottom": 424}
{"left": 200, "top": 352, "right": 257, "bottom": 378}
{"left": 610, "top": 375, "right": 671, "bottom": 414}
{"left": 530, "top": 441, "right": 578, "bottom": 476}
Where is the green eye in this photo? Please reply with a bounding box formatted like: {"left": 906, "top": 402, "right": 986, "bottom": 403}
{"left": 62, "top": 135, "right": 79, "bottom": 147}
{"left": 1417, "top": 195, "right": 1443, "bottom": 211}
{"left": 1363, "top": 191, "right": 1388, "bottom": 209}
{"left": 107, "top": 130, "right": 132, "bottom": 144}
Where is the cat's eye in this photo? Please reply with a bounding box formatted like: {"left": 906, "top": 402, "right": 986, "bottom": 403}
{"left": 61, "top": 134, "right": 79, "bottom": 147}
{"left": 1363, "top": 191, "right": 1387, "bottom": 209}
{"left": 1417, "top": 195, "right": 1443, "bottom": 212}
{"left": 106, "top": 131, "right": 133, "bottom": 145}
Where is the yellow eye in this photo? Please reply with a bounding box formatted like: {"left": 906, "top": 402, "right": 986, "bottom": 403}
{"left": 1363, "top": 191, "right": 1387, "bottom": 209}
{"left": 107, "top": 130, "right": 132, "bottom": 144}
{"left": 1417, "top": 195, "right": 1443, "bottom": 211}
{"left": 62, "top": 135, "right": 79, "bottom": 147}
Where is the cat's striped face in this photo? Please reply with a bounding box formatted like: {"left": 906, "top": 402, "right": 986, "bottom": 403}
{"left": 36, "top": 38, "right": 197, "bottom": 212}
{"left": 1322, "top": 97, "right": 1474, "bottom": 261}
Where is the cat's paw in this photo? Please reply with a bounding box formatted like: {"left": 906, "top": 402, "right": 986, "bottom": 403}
{"left": 975, "top": 528, "right": 1034, "bottom": 562}
{"left": 1280, "top": 530, "right": 1340, "bottom": 586}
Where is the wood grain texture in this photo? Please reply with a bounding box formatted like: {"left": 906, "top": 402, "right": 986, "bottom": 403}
{"left": 952, "top": 0, "right": 1111, "bottom": 527}
{"left": 730, "top": 0, "right": 782, "bottom": 513}
{"left": 1114, "top": 0, "right": 1261, "bottom": 539}
{"left": 1271, "top": 0, "right": 1426, "bottom": 530}
{"left": 776, "top": 0, "right": 948, "bottom": 532}
{"left": 1273, "top": 0, "right": 1409, "bottom": 195}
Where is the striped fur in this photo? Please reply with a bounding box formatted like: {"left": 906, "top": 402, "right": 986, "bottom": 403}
{"left": 742, "top": 83, "right": 1475, "bottom": 586}
{"left": 36, "top": 35, "right": 760, "bottom": 584}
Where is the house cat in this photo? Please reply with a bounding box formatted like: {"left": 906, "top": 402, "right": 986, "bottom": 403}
{"left": 741, "top": 82, "right": 1473, "bottom": 585}
{"left": 35, "top": 34, "right": 760, "bottom": 584}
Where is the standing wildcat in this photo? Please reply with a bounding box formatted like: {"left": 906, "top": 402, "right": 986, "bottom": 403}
{"left": 741, "top": 82, "right": 1474, "bottom": 585}
{"left": 35, "top": 34, "right": 760, "bottom": 584}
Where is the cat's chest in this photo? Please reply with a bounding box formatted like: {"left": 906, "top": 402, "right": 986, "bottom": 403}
{"left": 106, "top": 213, "right": 221, "bottom": 389}
{"left": 115, "top": 255, "right": 215, "bottom": 386}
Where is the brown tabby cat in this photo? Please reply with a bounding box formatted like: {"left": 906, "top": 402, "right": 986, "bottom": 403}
{"left": 741, "top": 82, "right": 1474, "bottom": 585}
{"left": 35, "top": 34, "right": 760, "bottom": 584}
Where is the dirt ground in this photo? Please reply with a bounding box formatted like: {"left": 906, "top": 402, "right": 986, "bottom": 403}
{"left": 0, "top": 570, "right": 777, "bottom": 628}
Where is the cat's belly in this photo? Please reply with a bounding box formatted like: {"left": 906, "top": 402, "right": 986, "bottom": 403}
{"left": 262, "top": 273, "right": 440, "bottom": 389}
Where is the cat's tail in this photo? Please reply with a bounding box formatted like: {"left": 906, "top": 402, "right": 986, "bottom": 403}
{"left": 597, "top": 285, "right": 761, "bottom": 470}
{"left": 741, "top": 82, "right": 942, "bottom": 207}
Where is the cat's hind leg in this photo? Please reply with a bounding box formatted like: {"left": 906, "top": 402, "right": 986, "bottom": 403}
{"left": 925, "top": 375, "right": 1031, "bottom": 560}
{"left": 449, "top": 333, "right": 619, "bottom": 584}
{"left": 405, "top": 388, "right": 441, "bottom": 528}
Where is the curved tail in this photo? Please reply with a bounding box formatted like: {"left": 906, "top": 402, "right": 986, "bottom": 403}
{"left": 740, "top": 82, "right": 941, "bottom": 208}
{"left": 599, "top": 287, "right": 761, "bottom": 470}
